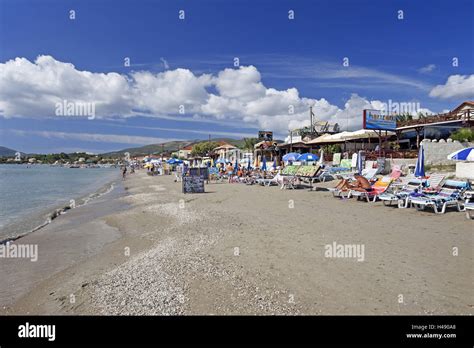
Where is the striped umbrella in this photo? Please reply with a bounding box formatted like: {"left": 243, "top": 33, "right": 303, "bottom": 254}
{"left": 415, "top": 143, "right": 425, "bottom": 177}
{"left": 447, "top": 147, "right": 474, "bottom": 161}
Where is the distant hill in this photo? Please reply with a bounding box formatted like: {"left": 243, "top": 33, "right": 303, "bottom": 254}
{"left": 101, "top": 138, "right": 247, "bottom": 157}
{"left": 101, "top": 141, "right": 192, "bottom": 158}
{"left": 0, "top": 146, "right": 19, "bottom": 157}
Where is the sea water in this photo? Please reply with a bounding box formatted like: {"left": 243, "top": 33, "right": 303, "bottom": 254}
{"left": 0, "top": 164, "right": 120, "bottom": 241}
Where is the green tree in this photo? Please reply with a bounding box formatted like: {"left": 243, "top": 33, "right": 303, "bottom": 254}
{"left": 396, "top": 113, "right": 413, "bottom": 123}
{"left": 191, "top": 141, "right": 221, "bottom": 156}
{"left": 450, "top": 128, "right": 474, "bottom": 142}
{"left": 241, "top": 137, "right": 258, "bottom": 151}
{"left": 324, "top": 144, "right": 342, "bottom": 155}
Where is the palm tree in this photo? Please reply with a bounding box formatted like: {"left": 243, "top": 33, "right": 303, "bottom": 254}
{"left": 242, "top": 138, "right": 258, "bottom": 151}
{"left": 396, "top": 113, "right": 413, "bottom": 123}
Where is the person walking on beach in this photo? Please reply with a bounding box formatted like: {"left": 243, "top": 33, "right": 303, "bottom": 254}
{"left": 226, "top": 163, "right": 234, "bottom": 183}
{"left": 122, "top": 165, "right": 127, "bottom": 180}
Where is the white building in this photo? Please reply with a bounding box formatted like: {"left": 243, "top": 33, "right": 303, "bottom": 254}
{"left": 213, "top": 144, "right": 242, "bottom": 162}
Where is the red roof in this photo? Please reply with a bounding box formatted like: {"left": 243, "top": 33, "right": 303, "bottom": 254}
{"left": 451, "top": 101, "right": 474, "bottom": 114}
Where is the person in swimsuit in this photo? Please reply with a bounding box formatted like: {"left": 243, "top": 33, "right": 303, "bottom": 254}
{"left": 335, "top": 173, "right": 372, "bottom": 192}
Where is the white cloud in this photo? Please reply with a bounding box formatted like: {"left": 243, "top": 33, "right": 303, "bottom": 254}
{"left": 418, "top": 64, "right": 436, "bottom": 73}
{"left": 429, "top": 74, "right": 474, "bottom": 99}
{"left": 0, "top": 55, "right": 441, "bottom": 134}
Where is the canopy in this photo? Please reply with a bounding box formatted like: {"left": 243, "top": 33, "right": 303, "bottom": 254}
{"left": 307, "top": 132, "right": 353, "bottom": 144}
{"left": 342, "top": 129, "right": 396, "bottom": 141}
{"left": 306, "top": 133, "right": 334, "bottom": 144}
{"left": 297, "top": 153, "right": 319, "bottom": 161}
{"left": 447, "top": 147, "right": 474, "bottom": 161}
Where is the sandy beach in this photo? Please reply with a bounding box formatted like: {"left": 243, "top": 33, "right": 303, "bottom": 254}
{"left": 1, "top": 170, "right": 472, "bottom": 315}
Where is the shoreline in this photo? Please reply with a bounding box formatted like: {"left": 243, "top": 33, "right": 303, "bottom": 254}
{"left": 0, "top": 175, "right": 129, "bottom": 309}
{"left": 0, "top": 170, "right": 120, "bottom": 244}
{"left": 1, "top": 170, "right": 472, "bottom": 315}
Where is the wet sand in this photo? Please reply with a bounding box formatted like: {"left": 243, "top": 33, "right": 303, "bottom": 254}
{"left": 1, "top": 170, "right": 472, "bottom": 315}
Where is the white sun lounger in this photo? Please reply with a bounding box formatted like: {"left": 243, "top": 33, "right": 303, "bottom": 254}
{"left": 463, "top": 191, "right": 474, "bottom": 219}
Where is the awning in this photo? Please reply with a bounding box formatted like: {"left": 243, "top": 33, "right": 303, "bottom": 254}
{"left": 342, "top": 129, "right": 396, "bottom": 141}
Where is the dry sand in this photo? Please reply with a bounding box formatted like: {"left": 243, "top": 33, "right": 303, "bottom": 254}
{"left": 1, "top": 170, "right": 472, "bottom": 315}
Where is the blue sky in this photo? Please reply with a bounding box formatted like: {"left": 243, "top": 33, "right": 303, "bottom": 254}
{"left": 0, "top": 0, "right": 473, "bottom": 153}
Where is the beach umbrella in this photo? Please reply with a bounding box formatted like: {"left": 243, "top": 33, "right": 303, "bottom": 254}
{"left": 296, "top": 153, "right": 319, "bottom": 162}
{"left": 215, "top": 158, "right": 229, "bottom": 165}
{"left": 282, "top": 152, "right": 299, "bottom": 162}
{"left": 262, "top": 156, "right": 267, "bottom": 171}
{"left": 356, "top": 150, "right": 363, "bottom": 175}
{"left": 318, "top": 149, "right": 324, "bottom": 166}
{"left": 447, "top": 147, "right": 474, "bottom": 161}
{"left": 414, "top": 143, "right": 425, "bottom": 178}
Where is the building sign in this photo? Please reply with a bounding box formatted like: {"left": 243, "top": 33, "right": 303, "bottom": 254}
{"left": 258, "top": 131, "right": 273, "bottom": 141}
{"left": 182, "top": 176, "right": 205, "bottom": 193}
{"left": 363, "top": 109, "right": 397, "bottom": 131}
{"left": 188, "top": 167, "right": 209, "bottom": 180}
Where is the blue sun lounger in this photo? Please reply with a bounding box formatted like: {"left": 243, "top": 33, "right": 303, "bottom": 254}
{"left": 408, "top": 180, "right": 471, "bottom": 214}
{"left": 377, "top": 179, "right": 425, "bottom": 208}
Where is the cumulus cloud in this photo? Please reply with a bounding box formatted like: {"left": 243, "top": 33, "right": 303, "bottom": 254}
{"left": 429, "top": 74, "right": 474, "bottom": 99}
{"left": 0, "top": 55, "right": 438, "bottom": 133}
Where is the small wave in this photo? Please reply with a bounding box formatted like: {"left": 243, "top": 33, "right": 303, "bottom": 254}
{"left": 0, "top": 181, "right": 117, "bottom": 244}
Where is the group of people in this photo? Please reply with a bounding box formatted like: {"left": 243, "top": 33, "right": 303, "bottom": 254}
{"left": 212, "top": 162, "right": 274, "bottom": 183}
